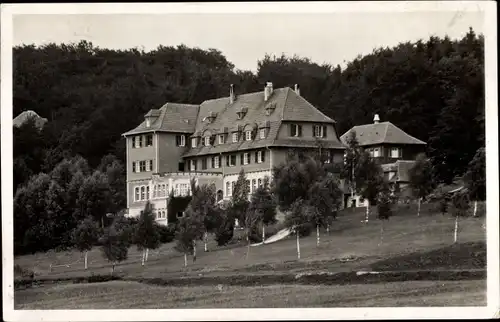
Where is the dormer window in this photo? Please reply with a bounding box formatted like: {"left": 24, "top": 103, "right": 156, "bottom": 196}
{"left": 191, "top": 137, "right": 197, "bottom": 148}
{"left": 205, "top": 136, "right": 211, "bottom": 146}
{"left": 232, "top": 132, "right": 239, "bottom": 143}
{"left": 206, "top": 111, "right": 217, "bottom": 123}
{"left": 265, "top": 103, "right": 276, "bottom": 116}
{"left": 245, "top": 130, "right": 252, "bottom": 141}
{"left": 391, "top": 147, "right": 401, "bottom": 158}
{"left": 236, "top": 107, "right": 248, "bottom": 120}
{"left": 260, "top": 128, "right": 266, "bottom": 139}
{"left": 146, "top": 119, "right": 151, "bottom": 127}
{"left": 218, "top": 134, "right": 225, "bottom": 144}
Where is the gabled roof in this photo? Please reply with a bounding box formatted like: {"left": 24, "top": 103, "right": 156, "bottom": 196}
{"left": 340, "top": 121, "right": 426, "bottom": 146}
{"left": 122, "top": 103, "right": 199, "bottom": 136}
{"left": 13, "top": 110, "right": 48, "bottom": 129}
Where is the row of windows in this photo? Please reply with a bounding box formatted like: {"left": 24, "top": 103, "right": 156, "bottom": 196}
{"left": 191, "top": 129, "right": 268, "bottom": 148}
{"left": 188, "top": 150, "right": 266, "bottom": 171}
{"left": 368, "top": 147, "right": 402, "bottom": 158}
{"left": 132, "top": 134, "right": 153, "bottom": 148}
{"left": 225, "top": 177, "right": 266, "bottom": 197}
{"left": 289, "top": 124, "right": 328, "bottom": 138}
{"left": 134, "top": 183, "right": 191, "bottom": 202}
{"left": 132, "top": 160, "right": 154, "bottom": 173}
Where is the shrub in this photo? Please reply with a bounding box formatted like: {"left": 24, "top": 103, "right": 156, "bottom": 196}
{"left": 157, "top": 224, "right": 177, "bottom": 244}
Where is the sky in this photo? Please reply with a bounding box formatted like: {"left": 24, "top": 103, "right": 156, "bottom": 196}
{"left": 13, "top": 10, "right": 484, "bottom": 72}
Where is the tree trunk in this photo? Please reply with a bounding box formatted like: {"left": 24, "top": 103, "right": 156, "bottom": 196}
{"left": 184, "top": 253, "right": 188, "bottom": 267}
{"left": 111, "top": 263, "right": 115, "bottom": 275}
{"left": 473, "top": 200, "right": 478, "bottom": 217}
{"left": 204, "top": 231, "right": 208, "bottom": 252}
{"left": 246, "top": 232, "right": 251, "bottom": 260}
{"left": 365, "top": 201, "right": 370, "bottom": 222}
{"left": 326, "top": 223, "right": 330, "bottom": 235}
{"left": 417, "top": 197, "right": 422, "bottom": 217}
{"left": 84, "top": 251, "right": 88, "bottom": 270}
{"left": 316, "top": 224, "right": 320, "bottom": 247}
{"left": 101, "top": 217, "right": 104, "bottom": 229}
{"left": 296, "top": 231, "right": 301, "bottom": 260}
{"left": 262, "top": 224, "right": 266, "bottom": 244}
{"left": 145, "top": 248, "right": 149, "bottom": 262}
{"left": 141, "top": 249, "right": 145, "bottom": 266}
{"left": 192, "top": 240, "right": 197, "bottom": 263}
{"left": 454, "top": 215, "right": 459, "bottom": 244}
{"left": 379, "top": 221, "right": 384, "bottom": 247}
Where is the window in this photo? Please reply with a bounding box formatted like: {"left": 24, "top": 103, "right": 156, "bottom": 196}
{"left": 176, "top": 135, "right": 186, "bottom": 147}
{"left": 149, "top": 160, "right": 153, "bottom": 172}
{"left": 243, "top": 153, "right": 250, "bottom": 165}
{"left": 146, "top": 186, "right": 150, "bottom": 200}
{"left": 145, "top": 160, "right": 151, "bottom": 172}
{"left": 245, "top": 131, "right": 252, "bottom": 141}
{"left": 139, "top": 161, "right": 146, "bottom": 172}
{"left": 290, "top": 124, "right": 302, "bottom": 137}
{"left": 145, "top": 134, "right": 153, "bottom": 146}
{"left": 373, "top": 148, "right": 381, "bottom": 158}
{"left": 214, "top": 156, "right": 220, "bottom": 169}
{"left": 232, "top": 132, "right": 239, "bottom": 143}
{"left": 153, "top": 185, "right": 157, "bottom": 198}
{"left": 246, "top": 180, "right": 251, "bottom": 193}
{"left": 177, "top": 212, "right": 184, "bottom": 218}
{"left": 180, "top": 184, "right": 188, "bottom": 196}
{"left": 174, "top": 184, "right": 180, "bottom": 197}
{"left": 134, "top": 136, "right": 143, "bottom": 148}
{"left": 140, "top": 186, "right": 146, "bottom": 200}
{"left": 252, "top": 179, "right": 257, "bottom": 192}
{"left": 232, "top": 181, "right": 236, "bottom": 194}
{"left": 205, "top": 136, "right": 211, "bottom": 146}
{"left": 228, "top": 155, "right": 236, "bottom": 167}
{"left": 146, "top": 119, "right": 151, "bottom": 127}
{"left": 324, "top": 150, "right": 331, "bottom": 164}
{"left": 391, "top": 147, "right": 400, "bottom": 158}
{"left": 226, "top": 181, "right": 231, "bottom": 197}
{"left": 202, "top": 158, "right": 208, "bottom": 170}
{"left": 260, "top": 128, "right": 266, "bottom": 139}
{"left": 258, "top": 178, "right": 263, "bottom": 188}
{"left": 314, "top": 125, "right": 326, "bottom": 138}
{"left": 257, "top": 150, "right": 265, "bottom": 163}
{"left": 191, "top": 137, "right": 197, "bottom": 148}
{"left": 218, "top": 134, "right": 225, "bottom": 144}
{"left": 135, "top": 187, "right": 140, "bottom": 201}
{"left": 190, "top": 160, "right": 196, "bottom": 171}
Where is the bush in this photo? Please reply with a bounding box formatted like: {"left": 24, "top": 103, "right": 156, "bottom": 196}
{"left": 215, "top": 215, "right": 235, "bottom": 246}
{"left": 157, "top": 224, "right": 177, "bottom": 244}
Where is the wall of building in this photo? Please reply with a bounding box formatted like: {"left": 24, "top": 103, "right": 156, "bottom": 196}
{"left": 365, "top": 144, "right": 426, "bottom": 165}
{"left": 126, "top": 134, "right": 156, "bottom": 182}
{"left": 222, "top": 169, "right": 272, "bottom": 199}
{"left": 157, "top": 132, "right": 190, "bottom": 173}
{"left": 276, "top": 121, "right": 341, "bottom": 142}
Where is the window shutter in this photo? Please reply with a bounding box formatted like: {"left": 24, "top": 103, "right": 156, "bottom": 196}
{"left": 211, "top": 157, "right": 215, "bottom": 168}
{"left": 298, "top": 125, "right": 302, "bottom": 137}
{"left": 226, "top": 155, "right": 229, "bottom": 166}
{"left": 132, "top": 162, "right": 136, "bottom": 173}
{"left": 175, "top": 135, "right": 180, "bottom": 146}
{"left": 255, "top": 151, "right": 258, "bottom": 163}
{"left": 262, "top": 150, "right": 266, "bottom": 162}
{"left": 323, "top": 125, "right": 327, "bottom": 138}
{"left": 248, "top": 153, "right": 251, "bottom": 164}
{"left": 289, "top": 124, "right": 293, "bottom": 136}
{"left": 240, "top": 153, "right": 244, "bottom": 165}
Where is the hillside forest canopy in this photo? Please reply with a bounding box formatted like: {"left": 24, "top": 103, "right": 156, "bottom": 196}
{"left": 12, "top": 28, "right": 485, "bottom": 255}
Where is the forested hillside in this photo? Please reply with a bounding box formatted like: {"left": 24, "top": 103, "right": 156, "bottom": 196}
{"left": 13, "top": 28, "right": 484, "bottom": 254}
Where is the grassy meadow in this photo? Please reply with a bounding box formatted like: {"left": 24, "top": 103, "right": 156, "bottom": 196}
{"left": 14, "top": 202, "right": 487, "bottom": 308}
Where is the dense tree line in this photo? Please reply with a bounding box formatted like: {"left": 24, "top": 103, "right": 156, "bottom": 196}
{"left": 13, "top": 28, "right": 485, "bottom": 256}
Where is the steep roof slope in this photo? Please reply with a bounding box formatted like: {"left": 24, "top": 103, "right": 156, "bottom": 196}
{"left": 340, "top": 121, "right": 426, "bottom": 146}
{"left": 122, "top": 103, "right": 199, "bottom": 136}
{"left": 183, "top": 87, "right": 344, "bottom": 157}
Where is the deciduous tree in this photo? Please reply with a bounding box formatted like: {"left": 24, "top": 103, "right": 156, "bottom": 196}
{"left": 72, "top": 217, "right": 100, "bottom": 269}
{"left": 463, "top": 147, "right": 485, "bottom": 217}
{"left": 409, "top": 153, "right": 436, "bottom": 217}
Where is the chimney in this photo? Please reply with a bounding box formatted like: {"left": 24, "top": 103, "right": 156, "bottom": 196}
{"left": 229, "top": 84, "right": 235, "bottom": 104}
{"left": 374, "top": 114, "right": 380, "bottom": 124}
{"left": 264, "top": 82, "right": 273, "bottom": 101}
{"left": 294, "top": 84, "right": 300, "bottom": 96}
